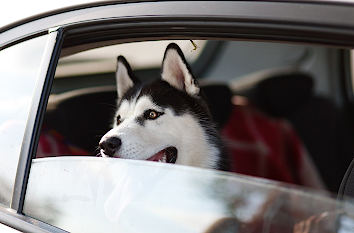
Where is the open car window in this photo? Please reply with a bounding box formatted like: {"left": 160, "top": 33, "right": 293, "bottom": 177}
{"left": 37, "top": 39, "right": 353, "bottom": 191}
{"left": 55, "top": 40, "right": 207, "bottom": 78}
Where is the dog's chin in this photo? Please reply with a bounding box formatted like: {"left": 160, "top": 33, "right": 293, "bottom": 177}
{"left": 99, "top": 146, "right": 178, "bottom": 164}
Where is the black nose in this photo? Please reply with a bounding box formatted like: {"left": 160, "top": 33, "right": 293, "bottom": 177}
{"left": 99, "top": 137, "right": 122, "bottom": 156}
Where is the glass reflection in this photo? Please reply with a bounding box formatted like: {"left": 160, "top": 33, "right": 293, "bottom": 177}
{"left": 0, "top": 35, "right": 48, "bottom": 206}
{"left": 24, "top": 157, "right": 354, "bottom": 233}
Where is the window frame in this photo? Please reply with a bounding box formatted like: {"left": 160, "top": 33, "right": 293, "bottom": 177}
{"left": 3, "top": 1, "right": 354, "bottom": 49}
{"left": 0, "top": 30, "right": 67, "bottom": 232}
{"left": 2, "top": 1, "right": 354, "bottom": 232}
{"left": 10, "top": 29, "right": 64, "bottom": 212}
{"left": 0, "top": 204, "right": 67, "bottom": 233}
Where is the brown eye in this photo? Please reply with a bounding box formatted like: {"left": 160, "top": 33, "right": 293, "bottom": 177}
{"left": 116, "top": 115, "right": 122, "bottom": 125}
{"left": 144, "top": 110, "right": 163, "bottom": 120}
{"left": 149, "top": 111, "right": 158, "bottom": 119}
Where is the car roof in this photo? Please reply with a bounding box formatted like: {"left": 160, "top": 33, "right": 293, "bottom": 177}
{"left": 2, "top": 0, "right": 354, "bottom": 49}
{"left": 1, "top": 0, "right": 354, "bottom": 33}
{"left": 0, "top": 0, "right": 102, "bottom": 30}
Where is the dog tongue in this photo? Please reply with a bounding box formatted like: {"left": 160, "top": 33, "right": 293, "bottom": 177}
{"left": 146, "top": 150, "right": 165, "bottom": 161}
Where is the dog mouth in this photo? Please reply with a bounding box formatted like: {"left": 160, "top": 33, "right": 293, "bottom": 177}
{"left": 99, "top": 146, "right": 178, "bottom": 164}
{"left": 146, "top": 146, "right": 178, "bottom": 164}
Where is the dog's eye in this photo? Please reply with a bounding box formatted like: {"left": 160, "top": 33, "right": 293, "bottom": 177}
{"left": 149, "top": 111, "right": 158, "bottom": 119}
{"left": 145, "top": 110, "right": 163, "bottom": 120}
{"left": 116, "top": 115, "right": 122, "bottom": 125}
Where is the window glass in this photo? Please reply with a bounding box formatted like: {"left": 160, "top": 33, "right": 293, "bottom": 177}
{"left": 24, "top": 157, "right": 354, "bottom": 233}
{"left": 0, "top": 35, "right": 49, "bottom": 207}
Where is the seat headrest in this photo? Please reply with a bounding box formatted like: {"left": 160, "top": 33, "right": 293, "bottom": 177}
{"left": 201, "top": 84, "right": 233, "bottom": 128}
{"left": 44, "top": 86, "right": 117, "bottom": 153}
{"left": 252, "top": 72, "right": 314, "bottom": 117}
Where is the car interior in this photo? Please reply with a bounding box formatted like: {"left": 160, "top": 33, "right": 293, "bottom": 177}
{"left": 37, "top": 39, "right": 354, "bottom": 194}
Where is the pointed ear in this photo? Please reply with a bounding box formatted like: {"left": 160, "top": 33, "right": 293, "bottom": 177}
{"left": 116, "top": 56, "right": 139, "bottom": 99}
{"left": 161, "top": 43, "right": 200, "bottom": 96}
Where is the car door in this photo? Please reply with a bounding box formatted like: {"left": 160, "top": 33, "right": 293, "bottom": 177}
{"left": 1, "top": 1, "right": 354, "bottom": 232}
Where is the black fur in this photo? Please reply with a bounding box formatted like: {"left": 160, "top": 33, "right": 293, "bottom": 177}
{"left": 117, "top": 55, "right": 140, "bottom": 85}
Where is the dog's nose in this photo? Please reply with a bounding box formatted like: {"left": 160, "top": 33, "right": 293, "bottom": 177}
{"left": 99, "top": 137, "right": 121, "bottom": 156}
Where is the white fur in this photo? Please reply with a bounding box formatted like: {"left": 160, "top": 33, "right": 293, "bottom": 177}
{"left": 116, "top": 60, "right": 134, "bottom": 99}
{"left": 100, "top": 95, "right": 218, "bottom": 168}
{"left": 161, "top": 49, "right": 200, "bottom": 96}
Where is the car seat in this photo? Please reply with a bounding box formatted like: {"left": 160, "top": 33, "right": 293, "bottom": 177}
{"left": 203, "top": 83, "right": 324, "bottom": 188}
{"left": 249, "top": 72, "right": 354, "bottom": 192}
{"left": 41, "top": 86, "right": 117, "bottom": 155}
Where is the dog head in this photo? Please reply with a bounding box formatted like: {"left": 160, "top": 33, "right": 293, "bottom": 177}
{"left": 99, "top": 43, "right": 220, "bottom": 168}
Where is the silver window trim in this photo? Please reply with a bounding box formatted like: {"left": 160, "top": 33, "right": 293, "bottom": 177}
{"left": 11, "top": 30, "right": 59, "bottom": 211}
{"left": 2, "top": 1, "right": 354, "bottom": 48}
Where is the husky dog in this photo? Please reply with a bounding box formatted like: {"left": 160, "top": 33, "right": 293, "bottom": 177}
{"left": 99, "top": 43, "right": 225, "bottom": 169}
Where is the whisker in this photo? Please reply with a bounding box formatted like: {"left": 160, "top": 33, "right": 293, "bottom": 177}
{"left": 94, "top": 145, "right": 101, "bottom": 152}
{"left": 98, "top": 103, "right": 117, "bottom": 109}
